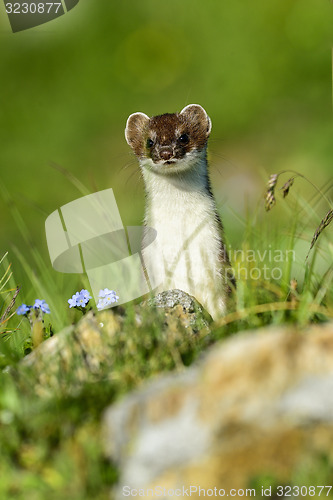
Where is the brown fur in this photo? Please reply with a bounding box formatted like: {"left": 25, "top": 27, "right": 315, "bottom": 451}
{"left": 125, "top": 113, "right": 149, "bottom": 158}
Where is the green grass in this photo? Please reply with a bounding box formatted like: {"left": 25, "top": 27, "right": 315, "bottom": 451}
{"left": 0, "top": 174, "right": 332, "bottom": 500}
{"left": 249, "top": 453, "right": 333, "bottom": 498}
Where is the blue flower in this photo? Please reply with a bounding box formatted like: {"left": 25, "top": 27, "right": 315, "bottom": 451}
{"left": 97, "top": 289, "right": 119, "bottom": 310}
{"left": 16, "top": 304, "right": 31, "bottom": 316}
{"left": 96, "top": 298, "right": 107, "bottom": 311}
{"left": 79, "top": 289, "right": 92, "bottom": 301}
{"left": 68, "top": 296, "right": 77, "bottom": 308}
{"left": 98, "top": 288, "right": 119, "bottom": 299}
{"left": 77, "top": 295, "right": 88, "bottom": 307}
{"left": 68, "top": 289, "right": 92, "bottom": 309}
{"left": 33, "top": 299, "right": 50, "bottom": 314}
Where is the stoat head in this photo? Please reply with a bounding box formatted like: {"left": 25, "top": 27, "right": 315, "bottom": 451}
{"left": 125, "top": 104, "right": 212, "bottom": 174}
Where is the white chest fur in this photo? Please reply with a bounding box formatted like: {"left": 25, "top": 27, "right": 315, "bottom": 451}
{"left": 141, "top": 158, "right": 227, "bottom": 319}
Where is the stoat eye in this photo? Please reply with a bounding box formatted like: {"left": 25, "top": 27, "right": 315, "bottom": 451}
{"left": 146, "top": 138, "right": 154, "bottom": 148}
{"left": 178, "top": 133, "right": 189, "bottom": 144}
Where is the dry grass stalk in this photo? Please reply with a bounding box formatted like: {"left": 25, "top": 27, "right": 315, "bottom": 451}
{"left": 307, "top": 209, "right": 333, "bottom": 256}
{"left": 0, "top": 286, "right": 20, "bottom": 325}
{"left": 213, "top": 301, "right": 332, "bottom": 329}
{"left": 289, "top": 279, "right": 298, "bottom": 306}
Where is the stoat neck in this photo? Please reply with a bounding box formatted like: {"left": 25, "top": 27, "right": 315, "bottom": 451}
{"left": 141, "top": 153, "right": 212, "bottom": 203}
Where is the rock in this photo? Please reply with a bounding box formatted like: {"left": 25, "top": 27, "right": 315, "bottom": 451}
{"left": 144, "top": 288, "right": 205, "bottom": 312}
{"left": 141, "top": 289, "right": 212, "bottom": 334}
{"left": 103, "top": 322, "right": 333, "bottom": 499}
{"left": 21, "top": 310, "right": 124, "bottom": 397}
{"left": 20, "top": 290, "right": 209, "bottom": 397}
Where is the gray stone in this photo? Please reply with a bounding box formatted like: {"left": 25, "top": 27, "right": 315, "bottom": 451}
{"left": 144, "top": 289, "right": 204, "bottom": 313}
{"left": 103, "top": 322, "right": 333, "bottom": 499}
{"left": 141, "top": 288, "right": 212, "bottom": 333}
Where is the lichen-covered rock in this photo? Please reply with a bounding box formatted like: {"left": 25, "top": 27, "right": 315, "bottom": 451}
{"left": 146, "top": 289, "right": 197, "bottom": 310}
{"left": 103, "top": 322, "right": 333, "bottom": 499}
{"left": 141, "top": 289, "right": 212, "bottom": 334}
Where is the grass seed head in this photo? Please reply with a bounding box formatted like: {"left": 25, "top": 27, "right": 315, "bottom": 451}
{"left": 281, "top": 177, "right": 294, "bottom": 198}
{"left": 265, "top": 174, "right": 278, "bottom": 211}
{"left": 308, "top": 209, "right": 333, "bottom": 255}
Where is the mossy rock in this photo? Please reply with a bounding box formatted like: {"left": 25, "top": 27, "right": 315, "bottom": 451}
{"left": 18, "top": 290, "right": 211, "bottom": 398}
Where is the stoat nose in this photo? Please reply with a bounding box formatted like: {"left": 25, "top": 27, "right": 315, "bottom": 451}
{"left": 159, "top": 148, "right": 174, "bottom": 161}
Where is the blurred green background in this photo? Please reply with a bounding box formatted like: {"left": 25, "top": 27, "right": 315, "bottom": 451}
{"left": 0, "top": 0, "right": 332, "bottom": 303}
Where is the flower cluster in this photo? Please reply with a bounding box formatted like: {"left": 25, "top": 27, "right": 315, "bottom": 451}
{"left": 68, "top": 289, "right": 92, "bottom": 308}
{"left": 97, "top": 288, "right": 119, "bottom": 311}
{"left": 17, "top": 299, "right": 50, "bottom": 316}
{"left": 67, "top": 288, "right": 119, "bottom": 311}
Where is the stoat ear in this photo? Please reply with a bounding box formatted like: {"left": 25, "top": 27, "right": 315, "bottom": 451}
{"left": 180, "top": 104, "right": 212, "bottom": 137}
{"left": 125, "top": 112, "right": 150, "bottom": 147}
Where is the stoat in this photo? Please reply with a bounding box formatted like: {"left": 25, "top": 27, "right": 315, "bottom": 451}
{"left": 125, "top": 104, "right": 234, "bottom": 319}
